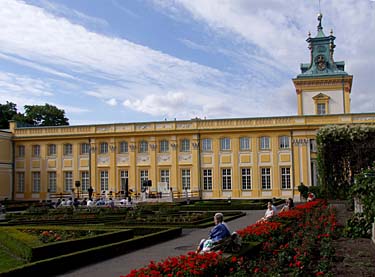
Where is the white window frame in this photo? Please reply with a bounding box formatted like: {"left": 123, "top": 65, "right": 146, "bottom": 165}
{"left": 63, "top": 144, "right": 73, "bottom": 156}
{"left": 203, "top": 169, "right": 212, "bottom": 190}
{"left": 222, "top": 168, "right": 232, "bottom": 190}
{"left": 317, "top": 103, "right": 326, "bottom": 115}
{"left": 120, "top": 170, "right": 128, "bottom": 192}
{"left": 48, "top": 171, "right": 57, "bottom": 193}
{"left": 160, "top": 169, "right": 170, "bottom": 189}
{"left": 202, "top": 139, "right": 212, "bottom": 152}
{"left": 281, "top": 167, "right": 291, "bottom": 189}
{"left": 241, "top": 168, "right": 252, "bottom": 190}
{"left": 181, "top": 169, "right": 191, "bottom": 190}
{"left": 32, "top": 145, "right": 40, "bottom": 157}
{"left": 119, "top": 141, "right": 128, "bottom": 153}
{"left": 17, "top": 172, "right": 25, "bottom": 192}
{"left": 100, "top": 142, "right": 108, "bottom": 154}
{"left": 47, "top": 144, "right": 56, "bottom": 156}
{"left": 140, "top": 170, "right": 149, "bottom": 189}
{"left": 64, "top": 171, "right": 73, "bottom": 192}
{"left": 159, "top": 140, "right": 169, "bottom": 153}
{"left": 100, "top": 170, "right": 109, "bottom": 191}
{"left": 260, "top": 136, "right": 270, "bottom": 150}
{"left": 81, "top": 171, "right": 90, "bottom": 191}
{"left": 220, "top": 138, "right": 231, "bottom": 151}
{"left": 32, "top": 172, "right": 41, "bottom": 192}
{"left": 240, "top": 137, "right": 250, "bottom": 151}
{"left": 139, "top": 141, "right": 148, "bottom": 153}
{"left": 279, "top": 136, "right": 290, "bottom": 149}
{"left": 180, "top": 139, "right": 190, "bottom": 152}
{"left": 81, "top": 143, "right": 90, "bottom": 155}
{"left": 261, "top": 167, "right": 271, "bottom": 190}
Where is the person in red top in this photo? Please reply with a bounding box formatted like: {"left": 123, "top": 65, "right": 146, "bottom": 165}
{"left": 307, "top": 192, "right": 316, "bottom": 202}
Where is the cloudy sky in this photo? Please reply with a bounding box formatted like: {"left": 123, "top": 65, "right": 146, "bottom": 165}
{"left": 0, "top": 0, "right": 374, "bottom": 125}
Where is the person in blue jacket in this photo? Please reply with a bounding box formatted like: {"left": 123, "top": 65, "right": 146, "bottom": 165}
{"left": 196, "top": 212, "right": 230, "bottom": 253}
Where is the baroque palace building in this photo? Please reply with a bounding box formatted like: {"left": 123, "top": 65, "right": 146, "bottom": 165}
{"left": 1, "top": 14, "right": 375, "bottom": 201}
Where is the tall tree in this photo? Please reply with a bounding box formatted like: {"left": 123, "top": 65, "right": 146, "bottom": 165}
{"left": 23, "top": 104, "right": 69, "bottom": 126}
{"left": 0, "top": 101, "right": 18, "bottom": 129}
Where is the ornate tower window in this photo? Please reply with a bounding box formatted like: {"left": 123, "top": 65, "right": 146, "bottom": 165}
{"left": 313, "top": 93, "right": 330, "bottom": 115}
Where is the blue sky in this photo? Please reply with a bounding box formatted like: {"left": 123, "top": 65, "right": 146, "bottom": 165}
{"left": 0, "top": 0, "right": 374, "bottom": 125}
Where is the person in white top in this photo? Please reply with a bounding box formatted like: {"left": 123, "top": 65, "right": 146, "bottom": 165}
{"left": 257, "top": 202, "right": 275, "bottom": 223}
{"left": 86, "top": 199, "right": 94, "bottom": 207}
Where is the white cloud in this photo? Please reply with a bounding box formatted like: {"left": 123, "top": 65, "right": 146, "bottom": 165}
{"left": 106, "top": 98, "right": 118, "bottom": 106}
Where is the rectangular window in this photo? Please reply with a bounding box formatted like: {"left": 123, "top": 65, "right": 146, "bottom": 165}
{"left": 220, "top": 138, "right": 231, "bottom": 151}
{"left": 17, "top": 172, "right": 25, "bottom": 192}
{"left": 48, "top": 144, "right": 56, "bottom": 156}
{"left": 63, "top": 144, "right": 73, "bottom": 156}
{"left": 317, "top": 103, "right": 326, "bottom": 115}
{"left": 160, "top": 169, "right": 170, "bottom": 189}
{"left": 64, "top": 171, "right": 73, "bottom": 192}
{"left": 222, "top": 168, "right": 232, "bottom": 190}
{"left": 18, "top": 145, "right": 25, "bottom": 157}
{"left": 279, "top": 136, "right": 290, "bottom": 149}
{"left": 203, "top": 169, "right": 212, "bottom": 190}
{"left": 159, "top": 140, "right": 169, "bottom": 153}
{"left": 120, "top": 170, "right": 128, "bottom": 192}
{"left": 202, "top": 139, "right": 212, "bottom": 152}
{"left": 241, "top": 168, "right": 252, "bottom": 190}
{"left": 260, "top": 136, "right": 270, "bottom": 150}
{"left": 240, "top": 137, "right": 250, "bottom": 151}
{"left": 32, "top": 145, "right": 40, "bottom": 157}
{"left": 181, "top": 169, "right": 191, "bottom": 190}
{"left": 48, "top": 172, "right": 57, "bottom": 193}
{"left": 81, "top": 143, "right": 90, "bottom": 155}
{"left": 32, "top": 172, "right": 41, "bottom": 192}
{"left": 139, "top": 141, "right": 148, "bottom": 153}
{"left": 100, "top": 171, "right": 109, "bottom": 191}
{"left": 100, "top": 142, "right": 108, "bottom": 154}
{"left": 261, "top": 168, "right": 271, "bottom": 189}
{"left": 180, "top": 139, "right": 190, "bottom": 152}
{"left": 81, "top": 171, "right": 89, "bottom": 192}
{"left": 140, "top": 170, "right": 149, "bottom": 189}
{"left": 119, "top": 141, "right": 128, "bottom": 153}
{"left": 281, "top": 167, "right": 291, "bottom": 189}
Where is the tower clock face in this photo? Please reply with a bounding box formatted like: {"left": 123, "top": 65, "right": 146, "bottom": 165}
{"left": 316, "top": 55, "right": 326, "bottom": 71}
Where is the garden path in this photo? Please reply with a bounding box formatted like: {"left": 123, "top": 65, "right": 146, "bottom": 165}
{"left": 59, "top": 209, "right": 265, "bottom": 277}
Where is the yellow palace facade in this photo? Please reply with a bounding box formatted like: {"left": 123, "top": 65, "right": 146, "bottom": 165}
{"left": 1, "top": 15, "right": 374, "bottom": 201}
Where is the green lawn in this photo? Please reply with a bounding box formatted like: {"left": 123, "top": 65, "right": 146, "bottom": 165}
{"left": 0, "top": 246, "right": 24, "bottom": 272}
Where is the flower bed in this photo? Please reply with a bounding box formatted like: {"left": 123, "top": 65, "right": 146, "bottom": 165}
{"left": 123, "top": 199, "right": 339, "bottom": 276}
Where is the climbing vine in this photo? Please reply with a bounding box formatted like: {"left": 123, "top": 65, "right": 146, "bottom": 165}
{"left": 316, "top": 125, "right": 375, "bottom": 199}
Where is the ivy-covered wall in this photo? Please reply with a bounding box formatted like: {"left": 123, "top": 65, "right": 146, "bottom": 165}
{"left": 317, "top": 125, "right": 375, "bottom": 199}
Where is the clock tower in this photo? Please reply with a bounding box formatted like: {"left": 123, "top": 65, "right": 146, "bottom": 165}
{"left": 293, "top": 13, "right": 353, "bottom": 116}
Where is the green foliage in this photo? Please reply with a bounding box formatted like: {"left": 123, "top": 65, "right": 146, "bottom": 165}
{"left": 298, "top": 183, "right": 309, "bottom": 199}
{"left": 0, "top": 101, "right": 18, "bottom": 129}
{"left": 350, "top": 166, "right": 375, "bottom": 221}
{"left": 343, "top": 213, "right": 372, "bottom": 238}
{"left": 317, "top": 125, "right": 375, "bottom": 199}
{"left": 0, "top": 102, "right": 69, "bottom": 128}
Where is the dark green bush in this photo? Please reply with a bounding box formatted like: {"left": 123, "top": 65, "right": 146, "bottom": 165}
{"left": 343, "top": 213, "right": 372, "bottom": 238}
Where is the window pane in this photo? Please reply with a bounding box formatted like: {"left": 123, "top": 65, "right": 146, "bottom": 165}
{"left": 100, "top": 143, "right": 108, "bottom": 154}
{"left": 120, "top": 142, "right": 128, "bottom": 153}
{"left": 18, "top": 145, "right": 25, "bottom": 157}
{"left": 261, "top": 168, "right": 271, "bottom": 189}
{"left": 64, "top": 171, "right": 73, "bottom": 192}
{"left": 159, "top": 140, "right": 169, "bottom": 152}
{"left": 182, "top": 169, "right": 190, "bottom": 190}
{"left": 48, "top": 172, "right": 57, "bottom": 192}
{"left": 81, "top": 143, "right": 90, "bottom": 155}
{"left": 260, "top": 137, "right": 270, "bottom": 150}
{"left": 202, "top": 139, "right": 212, "bottom": 151}
{"left": 48, "top": 144, "right": 56, "bottom": 156}
{"left": 220, "top": 138, "right": 230, "bottom": 151}
{"left": 140, "top": 170, "right": 149, "bottom": 189}
{"left": 120, "top": 170, "right": 128, "bottom": 191}
{"left": 317, "top": 103, "right": 326, "bottom": 115}
{"left": 17, "top": 172, "right": 25, "bottom": 192}
{"left": 241, "top": 168, "right": 251, "bottom": 190}
{"left": 64, "top": 144, "right": 72, "bottom": 155}
{"left": 203, "top": 169, "right": 212, "bottom": 190}
{"left": 180, "top": 139, "right": 190, "bottom": 152}
{"left": 279, "top": 136, "right": 290, "bottom": 149}
{"left": 139, "top": 141, "right": 148, "bottom": 153}
{"left": 32, "top": 172, "right": 41, "bottom": 192}
{"left": 32, "top": 145, "right": 40, "bottom": 157}
{"left": 100, "top": 171, "right": 109, "bottom": 191}
{"left": 81, "top": 171, "right": 90, "bottom": 191}
{"left": 222, "top": 168, "right": 232, "bottom": 190}
{"left": 281, "top": 167, "right": 291, "bottom": 189}
{"left": 240, "top": 137, "right": 250, "bottom": 151}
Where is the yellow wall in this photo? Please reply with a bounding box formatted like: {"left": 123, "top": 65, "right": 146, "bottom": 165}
{"left": 0, "top": 132, "right": 12, "bottom": 200}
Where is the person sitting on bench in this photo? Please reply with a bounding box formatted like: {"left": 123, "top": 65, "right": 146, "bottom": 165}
{"left": 196, "top": 212, "right": 230, "bottom": 253}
